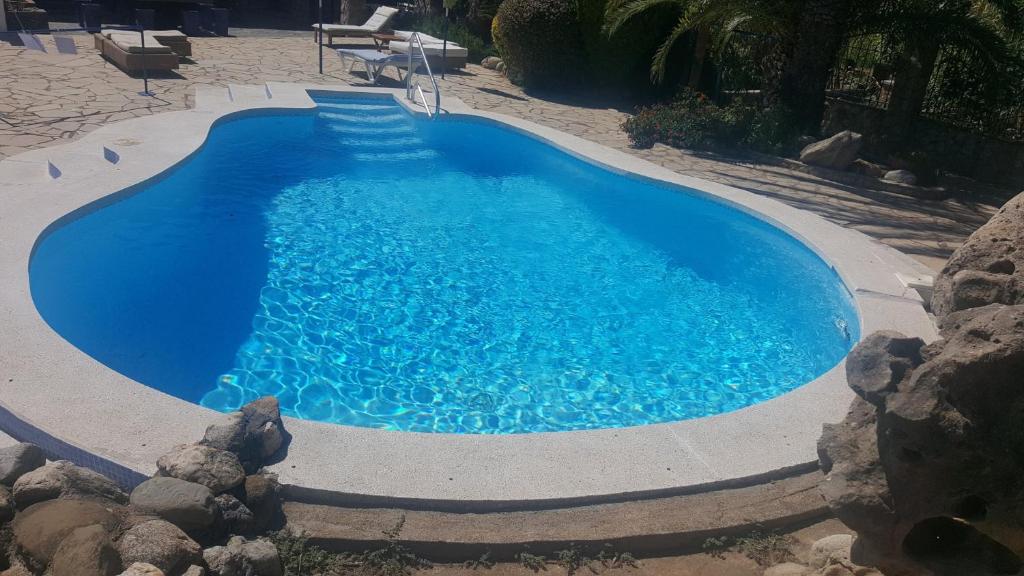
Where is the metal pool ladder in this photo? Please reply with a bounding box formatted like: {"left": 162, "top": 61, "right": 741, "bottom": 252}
{"left": 405, "top": 32, "right": 441, "bottom": 118}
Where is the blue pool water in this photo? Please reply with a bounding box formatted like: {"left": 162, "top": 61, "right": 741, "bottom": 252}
{"left": 30, "top": 95, "right": 858, "bottom": 434}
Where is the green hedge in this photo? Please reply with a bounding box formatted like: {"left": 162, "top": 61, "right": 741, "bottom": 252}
{"left": 494, "top": 0, "right": 584, "bottom": 89}
{"left": 623, "top": 90, "right": 801, "bottom": 154}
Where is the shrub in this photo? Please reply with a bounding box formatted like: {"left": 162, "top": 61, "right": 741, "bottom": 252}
{"left": 494, "top": 0, "right": 584, "bottom": 89}
{"left": 623, "top": 90, "right": 801, "bottom": 155}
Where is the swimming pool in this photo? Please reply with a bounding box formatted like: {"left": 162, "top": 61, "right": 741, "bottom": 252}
{"left": 29, "top": 95, "right": 858, "bottom": 434}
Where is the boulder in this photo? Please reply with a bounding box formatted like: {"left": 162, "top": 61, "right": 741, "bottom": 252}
{"left": 203, "top": 536, "right": 282, "bottom": 576}
{"left": 50, "top": 524, "right": 122, "bottom": 576}
{"left": 243, "top": 474, "right": 281, "bottom": 532}
{"left": 201, "top": 397, "right": 286, "bottom": 474}
{"left": 0, "top": 485, "right": 15, "bottom": 523}
{"left": 117, "top": 519, "right": 203, "bottom": 576}
{"left": 156, "top": 445, "right": 245, "bottom": 493}
{"left": 799, "top": 131, "right": 863, "bottom": 170}
{"left": 808, "top": 534, "right": 854, "bottom": 569}
{"left": 819, "top": 304, "right": 1024, "bottom": 573}
{"left": 882, "top": 169, "right": 917, "bottom": 185}
{"left": 844, "top": 331, "right": 924, "bottom": 406}
{"left": 0, "top": 443, "right": 45, "bottom": 486}
{"left": 117, "top": 564, "right": 165, "bottom": 576}
{"left": 214, "top": 494, "right": 255, "bottom": 536}
{"left": 932, "top": 191, "right": 1024, "bottom": 316}
{"left": 12, "top": 460, "right": 128, "bottom": 509}
{"left": 129, "top": 477, "right": 217, "bottom": 533}
{"left": 12, "top": 499, "right": 120, "bottom": 567}
{"left": 849, "top": 159, "right": 885, "bottom": 179}
{"left": 481, "top": 56, "right": 501, "bottom": 69}
{"left": 182, "top": 566, "right": 205, "bottom": 576}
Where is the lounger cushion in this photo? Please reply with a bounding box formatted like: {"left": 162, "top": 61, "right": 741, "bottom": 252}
{"left": 313, "top": 5, "right": 398, "bottom": 35}
{"left": 390, "top": 41, "right": 468, "bottom": 58}
{"left": 107, "top": 33, "right": 174, "bottom": 54}
{"left": 363, "top": 6, "right": 398, "bottom": 30}
{"left": 393, "top": 30, "right": 445, "bottom": 44}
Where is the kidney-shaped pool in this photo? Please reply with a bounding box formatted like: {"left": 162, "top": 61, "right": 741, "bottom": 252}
{"left": 30, "top": 95, "right": 859, "bottom": 434}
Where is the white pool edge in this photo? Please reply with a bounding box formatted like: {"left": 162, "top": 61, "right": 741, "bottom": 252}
{"left": 0, "top": 83, "right": 938, "bottom": 509}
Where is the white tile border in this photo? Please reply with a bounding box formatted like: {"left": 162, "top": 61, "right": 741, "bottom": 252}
{"left": 0, "top": 83, "right": 937, "bottom": 509}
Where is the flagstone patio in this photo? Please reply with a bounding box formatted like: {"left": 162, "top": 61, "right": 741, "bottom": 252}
{"left": 0, "top": 32, "right": 1009, "bottom": 272}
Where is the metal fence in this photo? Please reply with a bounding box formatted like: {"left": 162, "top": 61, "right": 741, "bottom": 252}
{"left": 827, "top": 36, "right": 1024, "bottom": 143}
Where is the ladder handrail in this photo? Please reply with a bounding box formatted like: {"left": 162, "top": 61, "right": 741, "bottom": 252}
{"left": 405, "top": 32, "right": 440, "bottom": 118}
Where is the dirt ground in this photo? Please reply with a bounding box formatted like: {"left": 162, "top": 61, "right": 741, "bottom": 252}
{"left": 414, "top": 519, "right": 852, "bottom": 576}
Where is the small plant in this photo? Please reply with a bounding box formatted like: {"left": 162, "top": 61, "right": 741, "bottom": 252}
{"left": 701, "top": 535, "right": 730, "bottom": 559}
{"left": 734, "top": 530, "right": 796, "bottom": 566}
{"left": 594, "top": 545, "right": 638, "bottom": 570}
{"left": 554, "top": 543, "right": 590, "bottom": 575}
{"left": 464, "top": 549, "right": 495, "bottom": 569}
{"left": 353, "top": 515, "right": 433, "bottom": 576}
{"left": 271, "top": 528, "right": 343, "bottom": 576}
{"left": 516, "top": 547, "right": 549, "bottom": 572}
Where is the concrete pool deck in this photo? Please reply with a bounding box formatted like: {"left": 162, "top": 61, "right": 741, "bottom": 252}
{"left": 0, "top": 83, "right": 937, "bottom": 508}
{"left": 0, "top": 34, "right": 1006, "bottom": 273}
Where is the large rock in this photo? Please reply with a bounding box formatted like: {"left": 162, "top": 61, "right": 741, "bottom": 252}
{"left": 203, "top": 536, "right": 282, "bottom": 576}
{"left": 799, "top": 130, "right": 863, "bottom": 170}
{"left": 130, "top": 477, "right": 217, "bottom": 533}
{"left": 156, "top": 445, "right": 245, "bottom": 493}
{"left": 201, "top": 397, "right": 285, "bottom": 473}
{"left": 12, "top": 460, "right": 128, "bottom": 509}
{"left": 214, "top": 494, "right": 255, "bottom": 536}
{"left": 117, "top": 519, "right": 203, "bottom": 576}
{"left": 118, "top": 564, "right": 165, "bottom": 576}
{"left": 0, "top": 485, "right": 15, "bottom": 523}
{"left": 0, "top": 443, "right": 45, "bottom": 486}
{"left": 50, "top": 524, "right": 122, "bottom": 576}
{"left": 808, "top": 534, "right": 854, "bottom": 569}
{"left": 819, "top": 304, "right": 1024, "bottom": 573}
{"left": 932, "top": 191, "right": 1024, "bottom": 316}
{"left": 883, "top": 169, "right": 917, "bottom": 185}
{"left": 12, "top": 499, "right": 120, "bottom": 568}
{"left": 481, "top": 56, "right": 501, "bottom": 69}
{"left": 243, "top": 474, "right": 281, "bottom": 532}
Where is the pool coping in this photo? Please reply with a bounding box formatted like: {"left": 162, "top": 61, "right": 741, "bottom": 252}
{"left": 0, "top": 83, "right": 938, "bottom": 510}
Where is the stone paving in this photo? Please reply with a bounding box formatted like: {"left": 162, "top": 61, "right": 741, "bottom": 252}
{"left": 0, "top": 32, "right": 1011, "bottom": 271}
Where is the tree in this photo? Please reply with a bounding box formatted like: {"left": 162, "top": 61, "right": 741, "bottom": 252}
{"left": 340, "top": 0, "right": 366, "bottom": 24}
{"left": 604, "top": 0, "right": 855, "bottom": 132}
{"left": 862, "top": 0, "right": 1021, "bottom": 145}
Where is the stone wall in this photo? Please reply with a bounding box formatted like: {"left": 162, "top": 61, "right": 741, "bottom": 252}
{"left": 823, "top": 99, "right": 1024, "bottom": 189}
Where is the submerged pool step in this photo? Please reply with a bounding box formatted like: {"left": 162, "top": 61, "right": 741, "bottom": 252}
{"left": 317, "top": 102, "right": 400, "bottom": 112}
{"left": 352, "top": 149, "right": 438, "bottom": 162}
{"left": 328, "top": 124, "right": 417, "bottom": 135}
{"left": 318, "top": 112, "right": 411, "bottom": 125}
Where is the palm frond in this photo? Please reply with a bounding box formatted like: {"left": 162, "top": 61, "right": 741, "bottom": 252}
{"left": 650, "top": 17, "right": 692, "bottom": 82}
{"left": 603, "top": 0, "right": 684, "bottom": 36}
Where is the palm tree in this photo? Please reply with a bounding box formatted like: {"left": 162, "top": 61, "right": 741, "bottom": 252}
{"left": 604, "top": 0, "right": 856, "bottom": 132}
{"left": 861, "top": 0, "right": 1021, "bottom": 144}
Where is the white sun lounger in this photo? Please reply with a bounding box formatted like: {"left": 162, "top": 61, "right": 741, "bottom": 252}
{"left": 336, "top": 48, "right": 423, "bottom": 84}
{"left": 313, "top": 6, "right": 398, "bottom": 44}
